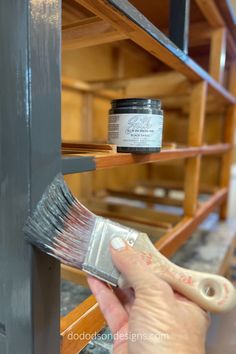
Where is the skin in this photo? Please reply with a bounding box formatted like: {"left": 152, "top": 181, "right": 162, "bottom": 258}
{"left": 88, "top": 240, "right": 210, "bottom": 354}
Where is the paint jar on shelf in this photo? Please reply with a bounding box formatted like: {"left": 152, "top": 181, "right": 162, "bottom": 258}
{"left": 108, "top": 98, "right": 164, "bottom": 153}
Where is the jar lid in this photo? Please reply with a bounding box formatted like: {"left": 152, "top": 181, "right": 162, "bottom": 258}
{"left": 111, "top": 98, "right": 161, "bottom": 108}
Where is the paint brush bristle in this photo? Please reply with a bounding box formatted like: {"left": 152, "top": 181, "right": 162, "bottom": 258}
{"left": 24, "top": 174, "right": 96, "bottom": 268}
{"left": 24, "top": 174, "right": 140, "bottom": 285}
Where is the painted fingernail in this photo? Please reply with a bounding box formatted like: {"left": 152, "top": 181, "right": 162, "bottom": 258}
{"left": 111, "top": 237, "right": 126, "bottom": 251}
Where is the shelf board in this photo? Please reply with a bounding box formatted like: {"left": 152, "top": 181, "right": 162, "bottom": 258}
{"left": 62, "top": 16, "right": 128, "bottom": 50}
{"left": 156, "top": 188, "right": 228, "bottom": 257}
{"left": 62, "top": 155, "right": 96, "bottom": 174}
{"left": 60, "top": 295, "right": 105, "bottom": 354}
{"left": 62, "top": 143, "right": 231, "bottom": 174}
{"left": 60, "top": 187, "right": 227, "bottom": 353}
{"left": 75, "top": 0, "right": 236, "bottom": 104}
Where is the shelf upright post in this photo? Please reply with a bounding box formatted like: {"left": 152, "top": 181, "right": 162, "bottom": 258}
{"left": 227, "top": 61, "right": 236, "bottom": 189}
{"left": 228, "top": 60, "right": 236, "bottom": 97}
{"left": 184, "top": 81, "right": 207, "bottom": 216}
{"left": 209, "top": 28, "right": 227, "bottom": 84}
{"left": 0, "top": 0, "right": 61, "bottom": 353}
{"left": 79, "top": 93, "right": 94, "bottom": 199}
{"left": 220, "top": 105, "right": 236, "bottom": 219}
{"left": 169, "top": 0, "right": 190, "bottom": 54}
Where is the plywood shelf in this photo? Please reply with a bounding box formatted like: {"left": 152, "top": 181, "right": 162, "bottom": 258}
{"left": 62, "top": 143, "right": 231, "bottom": 174}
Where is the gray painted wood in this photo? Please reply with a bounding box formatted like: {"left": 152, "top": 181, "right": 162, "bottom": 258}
{"left": 108, "top": 0, "right": 186, "bottom": 60}
{"left": 0, "top": 336, "right": 6, "bottom": 354}
{"left": 169, "top": 0, "right": 190, "bottom": 54}
{"left": 62, "top": 156, "right": 96, "bottom": 174}
{"left": 0, "top": 0, "right": 61, "bottom": 353}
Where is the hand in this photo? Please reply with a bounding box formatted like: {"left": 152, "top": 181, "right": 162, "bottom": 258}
{"left": 88, "top": 237, "right": 210, "bottom": 354}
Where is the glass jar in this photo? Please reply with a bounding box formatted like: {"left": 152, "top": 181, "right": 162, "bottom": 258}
{"left": 108, "top": 98, "right": 163, "bottom": 153}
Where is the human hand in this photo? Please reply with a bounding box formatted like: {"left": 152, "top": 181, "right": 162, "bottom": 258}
{"left": 88, "top": 237, "right": 210, "bottom": 354}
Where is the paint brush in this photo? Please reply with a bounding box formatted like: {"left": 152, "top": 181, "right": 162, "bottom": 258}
{"left": 24, "top": 174, "right": 236, "bottom": 313}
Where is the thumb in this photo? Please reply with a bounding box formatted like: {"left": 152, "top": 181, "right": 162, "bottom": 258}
{"left": 110, "top": 236, "right": 168, "bottom": 293}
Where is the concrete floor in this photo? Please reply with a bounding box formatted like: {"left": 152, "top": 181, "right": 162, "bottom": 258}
{"left": 206, "top": 306, "right": 236, "bottom": 354}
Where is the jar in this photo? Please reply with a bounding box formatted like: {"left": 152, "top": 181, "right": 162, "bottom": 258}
{"left": 108, "top": 98, "right": 163, "bottom": 153}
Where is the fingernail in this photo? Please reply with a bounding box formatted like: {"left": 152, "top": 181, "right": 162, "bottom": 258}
{"left": 111, "top": 237, "right": 126, "bottom": 251}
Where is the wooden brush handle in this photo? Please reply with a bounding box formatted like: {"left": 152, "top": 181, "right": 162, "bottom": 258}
{"left": 118, "top": 233, "right": 236, "bottom": 313}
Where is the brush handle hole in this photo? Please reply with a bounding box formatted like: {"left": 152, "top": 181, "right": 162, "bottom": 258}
{"left": 203, "top": 286, "right": 216, "bottom": 297}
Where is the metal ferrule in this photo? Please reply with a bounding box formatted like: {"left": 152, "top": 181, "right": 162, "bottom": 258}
{"left": 82, "top": 216, "right": 140, "bottom": 286}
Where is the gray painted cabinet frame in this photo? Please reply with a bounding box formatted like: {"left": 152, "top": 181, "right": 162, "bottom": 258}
{"left": 0, "top": 1, "right": 61, "bottom": 353}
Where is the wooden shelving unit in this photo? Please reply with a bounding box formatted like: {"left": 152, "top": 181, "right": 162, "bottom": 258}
{"left": 58, "top": 1, "right": 236, "bottom": 353}
{"left": 62, "top": 143, "right": 231, "bottom": 170}
{"left": 59, "top": 1, "right": 236, "bottom": 353}
{"left": 3, "top": 1, "right": 235, "bottom": 353}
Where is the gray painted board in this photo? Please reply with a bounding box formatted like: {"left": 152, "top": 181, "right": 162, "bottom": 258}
{"left": 0, "top": 0, "right": 61, "bottom": 353}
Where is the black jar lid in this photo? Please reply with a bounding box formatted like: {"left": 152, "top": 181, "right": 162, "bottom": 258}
{"left": 111, "top": 98, "right": 161, "bottom": 109}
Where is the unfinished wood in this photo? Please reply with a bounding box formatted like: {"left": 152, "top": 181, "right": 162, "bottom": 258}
{"left": 215, "top": 0, "right": 236, "bottom": 39}
{"left": 62, "top": 76, "right": 119, "bottom": 100}
{"left": 90, "top": 71, "right": 191, "bottom": 98}
{"left": 62, "top": 16, "right": 127, "bottom": 50}
{"left": 188, "top": 82, "right": 207, "bottom": 146}
{"left": 117, "top": 40, "right": 159, "bottom": 70}
{"left": 62, "top": 144, "right": 231, "bottom": 171}
{"left": 94, "top": 147, "right": 200, "bottom": 168}
{"left": 75, "top": 0, "right": 236, "bottom": 104}
{"left": 112, "top": 46, "right": 125, "bottom": 79}
{"left": 189, "top": 21, "right": 212, "bottom": 47}
{"left": 79, "top": 93, "right": 93, "bottom": 199}
{"left": 184, "top": 157, "right": 201, "bottom": 215}
{"left": 209, "top": 28, "right": 226, "bottom": 84}
{"left": 105, "top": 188, "right": 183, "bottom": 207}
{"left": 229, "top": 60, "right": 236, "bottom": 163}
{"left": 220, "top": 107, "right": 236, "bottom": 186}
{"left": 95, "top": 148, "right": 185, "bottom": 168}
{"left": 88, "top": 199, "right": 182, "bottom": 224}
{"left": 60, "top": 295, "right": 105, "bottom": 354}
{"left": 156, "top": 188, "right": 228, "bottom": 257}
{"left": 162, "top": 95, "right": 225, "bottom": 115}
{"left": 220, "top": 105, "right": 236, "bottom": 218}
{"left": 196, "top": 0, "right": 236, "bottom": 58}
{"left": 195, "top": 0, "right": 224, "bottom": 28}
{"left": 61, "top": 265, "right": 88, "bottom": 287}
{"left": 62, "top": 141, "right": 117, "bottom": 153}
{"left": 62, "top": 0, "right": 94, "bottom": 25}
{"left": 137, "top": 179, "right": 218, "bottom": 194}
{"left": 184, "top": 82, "right": 207, "bottom": 216}
{"left": 200, "top": 143, "right": 231, "bottom": 155}
{"left": 62, "top": 76, "right": 91, "bottom": 92}
{"left": 97, "top": 210, "right": 172, "bottom": 229}
{"left": 228, "top": 60, "right": 236, "bottom": 97}
{"left": 62, "top": 85, "right": 86, "bottom": 198}
{"left": 163, "top": 20, "right": 234, "bottom": 58}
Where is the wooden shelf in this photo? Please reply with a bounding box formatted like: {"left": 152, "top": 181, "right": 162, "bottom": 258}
{"left": 73, "top": 0, "right": 236, "bottom": 104}
{"left": 60, "top": 295, "right": 105, "bottom": 354}
{"left": 156, "top": 188, "right": 228, "bottom": 257}
{"left": 60, "top": 187, "right": 228, "bottom": 353}
{"left": 62, "top": 143, "right": 231, "bottom": 174}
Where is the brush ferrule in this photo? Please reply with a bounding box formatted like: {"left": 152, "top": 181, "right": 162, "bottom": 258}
{"left": 82, "top": 216, "right": 139, "bottom": 286}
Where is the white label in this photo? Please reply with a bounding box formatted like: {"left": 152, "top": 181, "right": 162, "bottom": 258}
{"left": 108, "top": 113, "right": 163, "bottom": 148}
